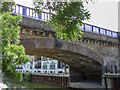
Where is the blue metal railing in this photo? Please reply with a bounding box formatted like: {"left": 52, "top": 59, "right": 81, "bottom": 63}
{"left": 78, "top": 23, "right": 118, "bottom": 38}
{"left": 12, "top": 4, "right": 50, "bottom": 21}
{"left": 11, "top": 4, "right": 118, "bottom": 38}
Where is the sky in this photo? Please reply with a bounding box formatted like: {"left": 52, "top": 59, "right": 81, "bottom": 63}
{"left": 84, "top": 0, "right": 119, "bottom": 32}
{"left": 14, "top": 0, "right": 120, "bottom": 32}
{"left": 14, "top": 0, "right": 34, "bottom": 7}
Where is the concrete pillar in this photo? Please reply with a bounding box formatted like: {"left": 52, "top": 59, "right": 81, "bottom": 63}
{"left": 118, "top": 1, "right": 120, "bottom": 73}
{"left": 118, "top": 1, "right": 120, "bottom": 32}
{"left": 118, "top": 32, "right": 120, "bottom": 73}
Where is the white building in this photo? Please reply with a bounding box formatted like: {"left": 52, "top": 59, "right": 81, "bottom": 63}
{"left": 15, "top": 56, "right": 69, "bottom": 74}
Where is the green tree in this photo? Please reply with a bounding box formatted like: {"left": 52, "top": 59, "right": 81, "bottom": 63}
{"left": 25, "top": 72, "right": 31, "bottom": 81}
{"left": 34, "top": 0, "right": 91, "bottom": 41}
{"left": 0, "top": 2, "right": 30, "bottom": 81}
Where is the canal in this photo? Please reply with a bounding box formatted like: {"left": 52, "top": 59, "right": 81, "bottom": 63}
{"left": 2, "top": 78, "right": 69, "bottom": 89}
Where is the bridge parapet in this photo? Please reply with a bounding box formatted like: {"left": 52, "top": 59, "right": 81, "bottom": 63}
{"left": 11, "top": 4, "right": 118, "bottom": 38}
{"left": 20, "top": 27, "right": 119, "bottom": 48}
{"left": 18, "top": 14, "right": 119, "bottom": 48}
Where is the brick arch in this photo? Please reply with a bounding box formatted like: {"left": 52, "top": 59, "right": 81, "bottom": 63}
{"left": 20, "top": 37, "right": 104, "bottom": 65}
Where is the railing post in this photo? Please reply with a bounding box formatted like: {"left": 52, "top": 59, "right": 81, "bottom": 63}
{"left": 29, "top": 8, "right": 30, "bottom": 16}
{"left": 14, "top": 5, "right": 16, "bottom": 13}
{"left": 32, "top": 9, "right": 33, "bottom": 17}
{"left": 18, "top": 5, "right": 20, "bottom": 14}
{"left": 44, "top": 12, "right": 45, "bottom": 20}
{"left": 98, "top": 27, "right": 100, "bottom": 34}
{"left": 83, "top": 24, "right": 85, "bottom": 31}
{"left": 92, "top": 25, "right": 93, "bottom": 32}
{"left": 35, "top": 11, "right": 37, "bottom": 18}
{"left": 105, "top": 29, "right": 107, "bottom": 36}
{"left": 47, "top": 13, "right": 48, "bottom": 20}
{"left": 22, "top": 6, "right": 27, "bottom": 16}
{"left": 111, "top": 31, "right": 113, "bottom": 37}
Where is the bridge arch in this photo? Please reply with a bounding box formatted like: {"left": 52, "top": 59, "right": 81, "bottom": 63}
{"left": 20, "top": 37, "right": 104, "bottom": 65}
{"left": 20, "top": 37, "right": 104, "bottom": 82}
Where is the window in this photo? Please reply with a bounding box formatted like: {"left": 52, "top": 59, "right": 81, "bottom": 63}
{"left": 38, "top": 62, "right": 41, "bottom": 69}
{"left": 36, "top": 57, "right": 41, "bottom": 61}
{"left": 35, "top": 62, "right": 41, "bottom": 69}
{"left": 30, "top": 66, "right": 32, "bottom": 69}
{"left": 43, "top": 57, "right": 47, "bottom": 60}
{"left": 58, "top": 71, "right": 63, "bottom": 73}
{"left": 43, "top": 63, "right": 47, "bottom": 69}
{"left": 31, "top": 56, "right": 34, "bottom": 62}
{"left": 58, "top": 61, "right": 60, "bottom": 68}
{"left": 38, "top": 71, "right": 41, "bottom": 73}
{"left": 50, "top": 63, "right": 55, "bottom": 69}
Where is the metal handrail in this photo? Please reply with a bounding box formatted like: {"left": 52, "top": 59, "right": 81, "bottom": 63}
{"left": 11, "top": 4, "right": 118, "bottom": 38}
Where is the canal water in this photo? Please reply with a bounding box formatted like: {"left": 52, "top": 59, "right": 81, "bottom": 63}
{"left": 2, "top": 78, "right": 68, "bottom": 89}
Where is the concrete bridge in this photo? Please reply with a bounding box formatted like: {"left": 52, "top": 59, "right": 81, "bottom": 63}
{"left": 12, "top": 4, "right": 120, "bottom": 88}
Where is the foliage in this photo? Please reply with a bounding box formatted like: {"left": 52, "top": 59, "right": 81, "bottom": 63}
{"left": 0, "top": 1, "right": 15, "bottom": 12}
{"left": 25, "top": 72, "right": 31, "bottom": 81}
{"left": 0, "top": 10, "right": 30, "bottom": 80}
{"left": 14, "top": 72, "right": 23, "bottom": 81}
{"left": 34, "top": 0, "right": 91, "bottom": 41}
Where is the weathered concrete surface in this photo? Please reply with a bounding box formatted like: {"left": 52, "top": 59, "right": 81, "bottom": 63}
{"left": 20, "top": 16, "right": 54, "bottom": 32}
{"left": 82, "top": 31, "right": 118, "bottom": 44}
{"left": 19, "top": 16, "right": 119, "bottom": 85}
{"left": 20, "top": 16, "right": 119, "bottom": 70}
{"left": 20, "top": 37, "right": 102, "bottom": 80}
{"left": 20, "top": 38, "right": 103, "bottom": 64}
{"left": 20, "top": 16, "right": 118, "bottom": 44}
{"left": 20, "top": 36, "right": 118, "bottom": 70}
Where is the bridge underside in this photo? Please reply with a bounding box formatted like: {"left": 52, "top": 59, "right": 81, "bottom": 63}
{"left": 26, "top": 48, "right": 102, "bottom": 82}
{"left": 20, "top": 38, "right": 102, "bottom": 82}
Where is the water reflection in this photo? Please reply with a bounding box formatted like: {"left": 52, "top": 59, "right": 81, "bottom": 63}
{"left": 2, "top": 78, "right": 62, "bottom": 89}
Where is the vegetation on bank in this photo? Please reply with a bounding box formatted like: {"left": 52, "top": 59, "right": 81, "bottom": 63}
{"left": 1, "top": 2, "right": 30, "bottom": 81}
{"left": 25, "top": 72, "right": 31, "bottom": 81}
